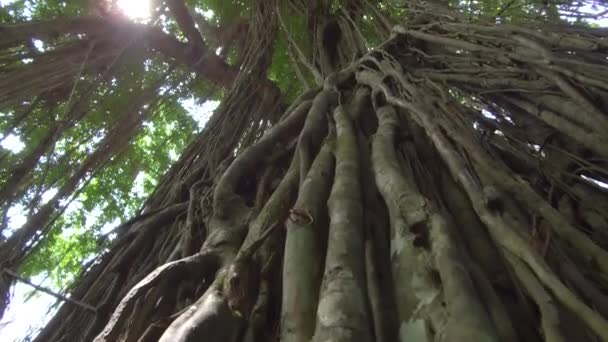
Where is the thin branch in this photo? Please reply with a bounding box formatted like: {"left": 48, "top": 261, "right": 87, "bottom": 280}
{"left": 2, "top": 268, "right": 96, "bottom": 313}
{"left": 494, "top": 0, "right": 517, "bottom": 18}
{"left": 276, "top": 4, "right": 323, "bottom": 85}
{"left": 287, "top": 43, "right": 311, "bottom": 90}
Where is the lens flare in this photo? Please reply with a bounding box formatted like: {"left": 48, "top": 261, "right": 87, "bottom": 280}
{"left": 116, "top": 0, "right": 150, "bottom": 19}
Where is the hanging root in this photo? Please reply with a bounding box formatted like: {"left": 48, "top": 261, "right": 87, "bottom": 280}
{"left": 93, "top": 252, "right": 217, "bottom": 342}
{"left": 312, "top": 105, "right": 370, "bottom": 342}
{"left": 297, "top": 90, "right": 338, "bottom": 185}
{"left": 282, "top": 143, "right": 335, "bottom": 342}
{"left": 27, "top": 3, "right": 608, "bottom": 342}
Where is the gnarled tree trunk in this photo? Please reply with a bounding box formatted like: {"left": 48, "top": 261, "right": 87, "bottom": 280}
{"left": 2, "top": 0, "right": 608, "bottom": 341}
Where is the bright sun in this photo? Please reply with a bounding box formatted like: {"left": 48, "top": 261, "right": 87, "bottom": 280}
{"left": 117, "top": 0, "right": 151, "bottom": 19}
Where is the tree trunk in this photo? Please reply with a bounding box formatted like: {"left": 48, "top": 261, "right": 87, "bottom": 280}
{"left": 2, "top": 1, "right": 608, "bottom": 341}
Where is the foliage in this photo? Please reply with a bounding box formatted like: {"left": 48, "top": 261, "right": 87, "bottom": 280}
{"left": 0, "top": 0, "right": 607, "bottom": 341}
{"left": 0, "top": 0, "right": 215, "bottom": 291}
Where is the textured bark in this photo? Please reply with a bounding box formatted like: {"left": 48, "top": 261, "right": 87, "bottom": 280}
{"left": 312, "top": 105, "right": 370, "bottom": 342}
{"left": 372, "top": 105, "right": 430, "bottom": 338}
{"left": 4, "top": 1, "right": 608, "bottom": 342}
{"left": 281, "top": 143, "right": 334, "bottom": 342}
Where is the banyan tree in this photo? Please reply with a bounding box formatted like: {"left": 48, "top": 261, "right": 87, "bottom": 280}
{"left": 1, "top": 0, "right": 608, "bottom": 341}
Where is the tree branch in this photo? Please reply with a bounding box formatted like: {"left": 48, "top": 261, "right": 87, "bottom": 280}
{"left": 166, "top": 0, "right": 207, "bottom": 54}
{"left": 0, "top": 16, "right": 237, "bottom": 88}
{"left": 2, "top": 268, "right": 96, "bottom": 313}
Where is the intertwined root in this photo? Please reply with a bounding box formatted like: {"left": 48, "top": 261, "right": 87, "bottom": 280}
{"left": 30, "top": 3, "right": 608, "bottom": 342}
